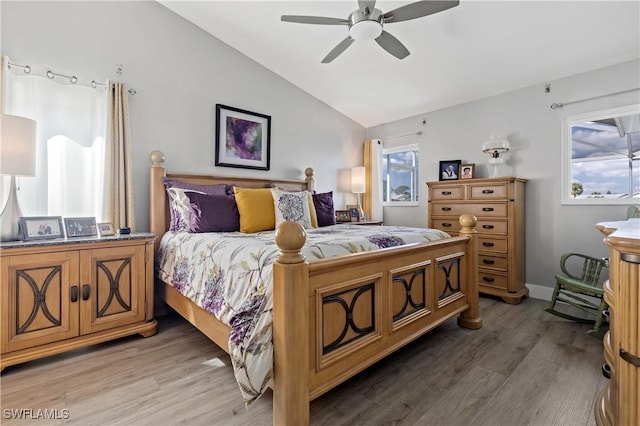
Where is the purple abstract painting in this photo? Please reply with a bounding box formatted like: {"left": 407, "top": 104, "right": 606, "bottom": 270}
{"left": 226, "top": 117, "right": 262, "bottom": 161}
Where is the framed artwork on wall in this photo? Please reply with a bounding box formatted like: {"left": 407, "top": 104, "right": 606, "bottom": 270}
{"left": 64, "top": 217, "right": 97, "bottom": 238}
{"left": 19, "top": 216, "right": 64, "bottom": 241}
{"left": 460, "top": 163, "right": 475, "bottom": 179}
{"left": 439, "top": 160, "right": 461, "bottom": 181}
{"left": 215, "top": 104, "right": 271, "bottom": 171}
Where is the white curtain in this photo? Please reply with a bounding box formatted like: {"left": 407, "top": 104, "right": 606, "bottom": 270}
{"left": 363, "top": 139, "right": 384, "bottom": 222}
{"left": 1, "top": 57, "right": 107, "bottom": 219}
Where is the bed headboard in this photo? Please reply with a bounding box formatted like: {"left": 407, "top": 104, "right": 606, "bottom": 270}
{"left": 149, "top": 150, "right": 315, "bottom": 251}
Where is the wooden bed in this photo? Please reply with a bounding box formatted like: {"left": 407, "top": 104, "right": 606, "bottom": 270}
{"left": 149, "top": 150, "right": 483, "bottom": 425}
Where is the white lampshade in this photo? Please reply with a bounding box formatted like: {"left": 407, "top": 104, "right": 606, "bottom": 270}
{"left": 481, "top": 138, "right": 510, "bottom": 159}
{"left": 351, "top": 166, "right": 366, "bottom": 194}
{"left": 1, "top": 114, "right": 37, "bottom": 176}
{"left": 349, "top": 20, "right": 382, "bottom": 41}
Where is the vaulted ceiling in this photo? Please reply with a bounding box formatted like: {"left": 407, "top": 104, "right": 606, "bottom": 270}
{"left": 159, "top": 1, "right": 640, "bottom": 128}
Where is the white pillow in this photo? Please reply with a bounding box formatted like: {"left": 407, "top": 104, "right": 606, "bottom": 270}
{"left": 167, "top": 187, "right": 204, "bottom": 231}
{"left": 271, "top": 189, "right": 313, "bottom": 230}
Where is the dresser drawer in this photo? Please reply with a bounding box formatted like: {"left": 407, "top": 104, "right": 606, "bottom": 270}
{"left": 470, "top": 184, "right": 508, "bottom": 200}
{"left": 478, "top": 270, "right": 508, "bottom": 290}
{"left": 477, "top": 219, "right": 508, "bottom": 235}
{"left": 478, "top": 236, "right": 508, "bottom": 253}
{"left": 432, "top": 218, "right": 460, "bottom": 233}
{"left": 479, "top": 254, "right": 508, "bottom": 271}
{"left": 431, "top": 186, "right": 464, "bottom": 200}
{"left": 432, "top": 203, "right": 507, "bottom": 218}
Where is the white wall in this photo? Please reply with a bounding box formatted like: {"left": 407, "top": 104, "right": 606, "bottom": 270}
{"left": 0, "top": 1, "right": 365, "bottom": 230}
{"left": 367, "top": 59, "right": 640, "bottom": 291}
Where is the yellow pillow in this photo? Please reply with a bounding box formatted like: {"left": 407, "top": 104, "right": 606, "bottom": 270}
{"left": 308, "top": 192, "right": 318, "bottom": 228}
{"left": 233, "top": 187, "right": 275, "bottom": 233}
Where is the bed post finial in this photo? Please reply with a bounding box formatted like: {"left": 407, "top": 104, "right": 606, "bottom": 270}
{"left": 304, "top": 167, "right": 315, "bottom": 192}
{"left": 150, "top": 150, "right": 166, "bottom": 167}
{"left": 275, "top": 221, "right": 307, "bottom": 264}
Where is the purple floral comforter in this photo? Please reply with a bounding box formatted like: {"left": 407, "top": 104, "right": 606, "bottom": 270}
{"left": 156, "top": 224, "right": 449, "bottom": 404}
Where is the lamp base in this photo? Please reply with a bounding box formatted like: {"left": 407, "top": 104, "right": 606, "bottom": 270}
{"left": 1, "top": 176, "right": 25, "bottom": 242}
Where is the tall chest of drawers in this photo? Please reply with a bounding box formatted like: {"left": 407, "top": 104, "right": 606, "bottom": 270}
{"left": 427, "top": 177, "right": 528, "bottom": 304}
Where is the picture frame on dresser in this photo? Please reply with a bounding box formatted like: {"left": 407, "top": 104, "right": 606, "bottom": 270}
{"left": 64, "top": 217, "right": 98, "bottom": 238}
{"left": 215, "top": 104, "right": 271, "bottom": 171}
{"left": 460, "top": 164, "right": 475, "bottom": 179}
{"left": 19, "top": 216, "right": 64, "bottom": 241}
{"left": 97, "top": 222, "right": 115, "bottom": 237}
{"left": 439, "top": 160, "right": 461, "bottom": 181}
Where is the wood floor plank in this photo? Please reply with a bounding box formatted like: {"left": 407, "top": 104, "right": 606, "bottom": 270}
{"left": 0, "top": 298, "right": 605, "bottom": 425}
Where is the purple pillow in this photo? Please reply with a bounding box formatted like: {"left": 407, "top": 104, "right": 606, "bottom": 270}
{"left": 163, "top": 177, "right": 231, "bottom": 196}
{"left": 312, "top": 191, "right": 336, "bottom": 227}
{"left": 187, "top": 193, "right": 240, "bottom": 233}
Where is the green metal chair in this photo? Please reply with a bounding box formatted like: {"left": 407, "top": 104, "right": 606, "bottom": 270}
{"left": 544, "top": 252, "right": 609, "bottom": 337}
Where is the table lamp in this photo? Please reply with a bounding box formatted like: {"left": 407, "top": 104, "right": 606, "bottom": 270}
{"left": 481, "top": 137, "right": 510, "bottom": 177}
{"left": 351, "top": 166, "right": 365, "bottom": 221}
{"left": 1, "top": 114, "right": 37, "bottom": 241}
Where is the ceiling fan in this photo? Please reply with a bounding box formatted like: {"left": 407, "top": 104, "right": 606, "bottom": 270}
{"left": 281, "top": 0, "right": 459, "bottom": 63}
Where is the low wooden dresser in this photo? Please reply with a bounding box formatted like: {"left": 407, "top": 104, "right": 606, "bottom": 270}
{"left": 0, "top": 233, "right": 157, "bottom": 371}
{"left": 427, "top": 177, "right": 528, "bottom": 304}
{"left": 594, "top": 220, "right": 640, "bottom": 426}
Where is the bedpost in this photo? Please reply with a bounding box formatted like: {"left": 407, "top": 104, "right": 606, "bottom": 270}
{"left": 457, "top": 213, "right": 483, "bottom": 330}
{"left": 273, "top": 222, "right": 310, "bottom": 426}
{"left": 305, "top": 167, "right": 315, "bottom": 192}
{"left": 149, "top": 150, "right": 167, "bottom": 253}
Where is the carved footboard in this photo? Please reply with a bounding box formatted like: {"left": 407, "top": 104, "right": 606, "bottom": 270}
{"left": 273, "top": 216, "right": 481, "bottom": 425}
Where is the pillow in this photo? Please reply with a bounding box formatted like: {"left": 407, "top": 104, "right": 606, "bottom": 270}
{"left": 233, "top": 187, "right": 276, "bottom": 233}
{"left": 271, "top": 189, "right": 313, "bottom": 230}
{"left": 307, "top": 193, "right": 318, "bottom": 228}
{"left": 167, "top": 187, "right": 204, "bottom": 231}
{"left": 313, "top": 191, "right": 336, "bottom": 227}
{"left": 162, "top": 177, "right": 231, "bottom": 196}
{"left": 187, "top": 192, "right": 240, "bottom": 233}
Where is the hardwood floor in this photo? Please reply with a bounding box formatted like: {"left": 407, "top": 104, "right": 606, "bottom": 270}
{"left": 0, "top": 297, "right": 607, "bottom": 425}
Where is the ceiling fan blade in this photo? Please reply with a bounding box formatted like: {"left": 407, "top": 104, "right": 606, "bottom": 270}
{"left": 281, "top": 15, "right": 349, "bottom": 25}
{"left": 383, "top": 0, "right": 459, "bottom": 23}
{"left": 358, "top": 0, "right": 377, "bottom": 14}
{"left": 375, "top": 31, "right": 410, "bottom": 60}
{"left": 321, "top": 37, "right": 355, "bottom": 63}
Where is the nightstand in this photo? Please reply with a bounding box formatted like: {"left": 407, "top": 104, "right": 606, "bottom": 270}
{"left": 0, "top": 233, "right": 157, "bottom": 370}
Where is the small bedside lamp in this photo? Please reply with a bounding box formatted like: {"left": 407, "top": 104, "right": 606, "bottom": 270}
{"left": 351, "top": 166, "right": 366, "bottom": 221}
{"left": 482, "top": 137, "right": 510, "bottom": 177}
{"left": 1, "top": 114, "right": 37, "bottom": 241}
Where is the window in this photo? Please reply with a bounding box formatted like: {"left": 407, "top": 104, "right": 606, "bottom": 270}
{"left": 382, "top": 144, "right": 419, "bottom": 206}
{"left": 561, "top": 105, "right": 640, "bottom": 204}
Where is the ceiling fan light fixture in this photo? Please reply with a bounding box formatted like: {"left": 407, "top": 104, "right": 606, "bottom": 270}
{"left": 349, "top": 20, "right": 383, "bottom": 41}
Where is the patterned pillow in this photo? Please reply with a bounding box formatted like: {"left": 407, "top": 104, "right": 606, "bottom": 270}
{"left": 187, "top": 192, "right": 239, "bottom": 232}
{"left": 271, "top": 189, "right": 313, "bottom": 230}
{"left": 312, "top": 191, "right": 336, "bottom": 226}
{"left": 233, "top": 187, "right": 276, "bottom": 233}
{"left": 167, "top": 187, "right": 204, "bottom": 231}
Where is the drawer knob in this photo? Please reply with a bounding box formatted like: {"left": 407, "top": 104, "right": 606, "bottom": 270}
{"left": 482, "top": 242, "right": 495, "bottom": 247}
{"left": 442, "top": 223, "right": 452, "bottom": 228}
{"left": 82, "top": 284, "right": 91, "bottom": 301}
{"left": 70, "top": 286, "right": 79, "bottom": 303}
{"left": 442, "top": 207, "right": 452, "bottom": 211}
{"left": 482, "top": 225, "right": 494, "bottom": 229}
{"left": 482, "top": 207, "right": 494, "bottom": 212}
{"left": 442, "top": 191, "right": 452, "bottom": 195}
{"left": 482, "top": 189, "right": 494, "bottom": 194}
{"left": 483, "top": 259, "right": 495, "bottom": 265}
{"left": 482, "top": 276, "right": 495, "bottom": 283}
